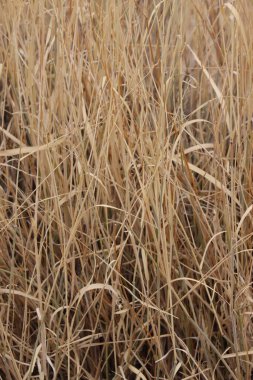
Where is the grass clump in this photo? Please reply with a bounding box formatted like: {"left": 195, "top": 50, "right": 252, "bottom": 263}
{"left": 0, "top": 1, "right": 253, "bottom": 379}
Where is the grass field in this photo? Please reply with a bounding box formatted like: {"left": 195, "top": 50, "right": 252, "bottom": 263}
{"left": 0, "top": 1, "right": 253, "bottom": 379}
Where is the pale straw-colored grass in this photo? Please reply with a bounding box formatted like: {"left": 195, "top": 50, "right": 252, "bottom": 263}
{"left": 0, "top": 1, "right": 253, "bottom": 379}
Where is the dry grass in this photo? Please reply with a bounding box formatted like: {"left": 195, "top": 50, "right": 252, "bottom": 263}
{"left": 0, "top": 0, "right": 253, "bottom": 379}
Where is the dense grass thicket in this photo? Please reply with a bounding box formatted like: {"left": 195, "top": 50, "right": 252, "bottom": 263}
{"left": 0, "top": 1, "right": 253, "bottom": 379}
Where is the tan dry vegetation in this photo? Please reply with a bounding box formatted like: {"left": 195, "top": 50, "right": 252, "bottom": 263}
{"left": 0, "top": 0, "right": 253, "bottom": 379}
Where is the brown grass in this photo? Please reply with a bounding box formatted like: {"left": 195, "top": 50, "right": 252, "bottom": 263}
{"left": 0, "top": 0, "right": 253, "bottom": 379}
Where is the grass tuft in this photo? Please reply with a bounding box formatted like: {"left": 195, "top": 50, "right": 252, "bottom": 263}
{"left": 0, "top": 1, "right": 253, "bottom": 379}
